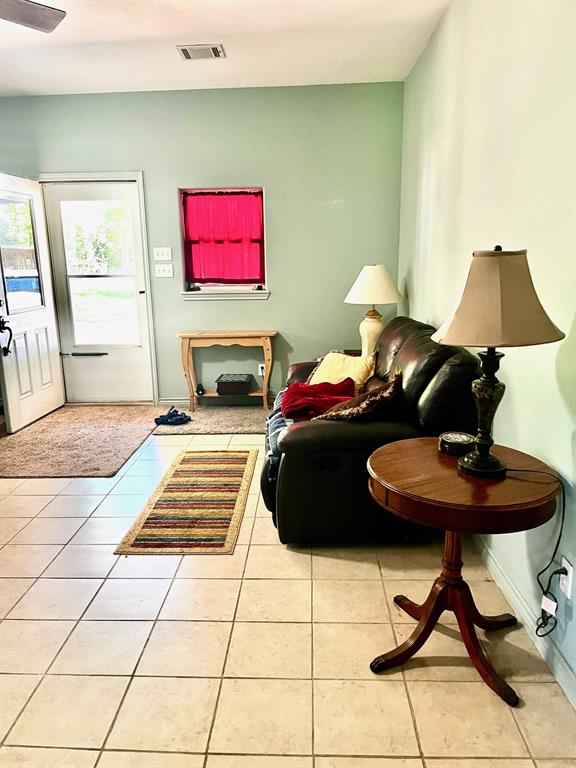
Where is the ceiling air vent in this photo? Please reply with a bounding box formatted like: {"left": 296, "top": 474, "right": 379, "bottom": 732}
{"left": 177, "top": 44, "right": 226, "bottom": 61}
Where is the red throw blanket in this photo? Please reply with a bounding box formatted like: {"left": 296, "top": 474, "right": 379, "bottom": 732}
{"left": 281, "top": 377, "right": 356, "bottom": 422}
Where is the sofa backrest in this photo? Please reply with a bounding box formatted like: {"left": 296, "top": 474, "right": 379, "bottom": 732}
{"left": 376, "top": 316, "right": 480, "bottom": 433}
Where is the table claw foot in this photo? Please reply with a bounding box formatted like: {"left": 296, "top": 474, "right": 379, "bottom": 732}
{"left": 393, "top": 594, "right": 424, "bottom": 620}
{"left": 473, "top": 611, "right": 518, "bottom": 632}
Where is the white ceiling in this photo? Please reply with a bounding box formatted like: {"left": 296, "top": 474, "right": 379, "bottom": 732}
{"left": 0, "top": 0, "right": 450, "bottom": 97}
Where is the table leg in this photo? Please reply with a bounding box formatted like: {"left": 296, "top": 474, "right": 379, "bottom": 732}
{"left": 371, "top": 530, "right": 520, "bottom": 706}
{"left": 180, "top": 339, "right": 197, "bottom": 412}
{"left": 261, "top": 337, "right": 273, "bottom": 412}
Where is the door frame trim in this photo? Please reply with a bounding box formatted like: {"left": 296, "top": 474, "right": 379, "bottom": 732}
{"left": 39, "top": 171, "right": 158, "bottom": 404}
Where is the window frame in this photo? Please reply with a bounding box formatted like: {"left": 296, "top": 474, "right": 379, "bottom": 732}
{"left": 178, "top": 186, "right": 269, "bottom": 299}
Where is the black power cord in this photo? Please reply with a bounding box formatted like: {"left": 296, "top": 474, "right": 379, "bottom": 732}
{"left": 507, "top": 467, "right": 566, "bottom": 637}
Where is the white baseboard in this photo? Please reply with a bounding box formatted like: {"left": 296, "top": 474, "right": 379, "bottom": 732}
{"left": 158, "top": 398, "right": 189, "bottom": 406}
{"left": 478, "top": 536, "right": 576, "bottom": 707}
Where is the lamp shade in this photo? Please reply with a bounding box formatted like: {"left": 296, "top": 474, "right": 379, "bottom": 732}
{"left": 433, "top": 249, "right": 565, "bottom": 348}
{"left": 344, "top": 264, "right": 403, "bottom": 306}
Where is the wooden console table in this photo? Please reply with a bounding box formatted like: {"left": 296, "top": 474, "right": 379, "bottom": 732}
{"left": 178, "top": 330, "right": 277, "bottom": 412}
{"left": 367, "top": 437, "right": 560, "bottom": 706}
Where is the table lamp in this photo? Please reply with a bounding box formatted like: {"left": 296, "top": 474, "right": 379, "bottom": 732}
{"left": 344, "top": 264, "right": 403, "bottom": 357}
{"left": 432, "top": 246, "right": 565, "bottom": 479}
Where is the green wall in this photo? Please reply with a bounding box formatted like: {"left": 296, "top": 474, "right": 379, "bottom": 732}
{"left": 398, "top": 0, "right": 576, "bottom": 702}
{"left": 0, "top": 83, "right": 404, "bottom": 400}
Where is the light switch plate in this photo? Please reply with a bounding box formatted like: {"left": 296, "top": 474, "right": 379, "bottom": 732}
{"left": 154, "top": 247, "right": 172, "bottom": 261}
{"left": 155, "top": 263, "right": 174, "bottom": 278}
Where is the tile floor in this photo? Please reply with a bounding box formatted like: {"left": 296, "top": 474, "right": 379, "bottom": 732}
{"left": 0, "top": 432, "right": 575, "bottom": 768}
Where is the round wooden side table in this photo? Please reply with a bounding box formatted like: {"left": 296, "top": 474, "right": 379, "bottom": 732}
{"left": 367, "top": 437, "right": 560, "bottom": 706}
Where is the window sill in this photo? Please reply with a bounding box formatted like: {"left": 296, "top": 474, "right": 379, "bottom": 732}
{"left": 181, "top": 288, "right": 270, "bottom": 301}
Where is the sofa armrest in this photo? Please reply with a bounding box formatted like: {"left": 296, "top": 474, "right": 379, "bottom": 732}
{"left": 277, "top": 419, "right": 422, "bottom": 455}
{"left": 286, "top": 361, "right": 318, "bottom": 385}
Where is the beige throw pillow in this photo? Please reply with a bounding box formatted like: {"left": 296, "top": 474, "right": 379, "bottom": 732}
{"left": 308, "top": 352, "right": 375, "bottom": 393}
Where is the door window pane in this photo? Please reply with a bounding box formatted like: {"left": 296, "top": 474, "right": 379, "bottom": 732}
{"left": 0, "top": 196, "right": 43, "bottom": 312}
{"left": 60, "top": 200, "right": 136, "bottom": 275}
{"left": 68, "top": 276, "right": 140, "bottom": 346}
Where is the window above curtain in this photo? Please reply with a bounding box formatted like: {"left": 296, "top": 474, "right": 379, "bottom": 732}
{"left": 181, "top": 189, "right": 265, "bottom": 287}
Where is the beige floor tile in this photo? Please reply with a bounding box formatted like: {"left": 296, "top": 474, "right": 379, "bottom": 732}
{"left": 256, "top": 497, "right": 271, "bottom": 516}
{"left": 0, "top": 479, "right": 25, "bottom": 495}
{"left": 7, "top": 579, "right": 102, "bottom": 620}
{"left": 0, "top": 747, "right": 99, "bottom": 767}
{"left": 385, "top": 580, "right": 512, "bottom": 624}
{"left": 535, "top": 761, "right": 576, "bottom": 768}
{"left": 160, "top": 578, "right": 240, "bottom": 620}
{"left": 0, "top": 674, "right": 41, "bottom": 739}
{"left": 236, "top": 516, "right": 254, "bottom": 544}
{"left": 395, "top": 623, "right": 480, "bottom": 682}
{"left": 0, "top": 620, "right": 74, "bottom": 673}
{"left": 51, "top": 621, "right": 152, "bottom": 674}
{"left": 99, "top": 753, "right": 203, "bottom": 768}
{"left": 512, "top": 683, "right": 576, "bottom": 758}
{"left": 378, "top": 542, "right": 489, "bottom": 581}
{"left": 313, "top": 623, "right": 401, "bottom": 680}
{"left": 7, "top": 675, "right": 129, "bottom": 749}
{"left": 313, "top": 580, "right": 388, "bottom": 623}
{"left": 206, "top": 758, "right": 313, "bottom": 768}
{"left": 177, "top": 545, "right": 248, "bottom": 578}
{"left": 13, "top": 479, "right": 72, "bottom": 496}
{"left": 137, "top": 620, "right": 231, "bottom": 676}
{"left": 188, "top": 434, "right": 232, "bottom": 444}
{"left": 69, "top": 517, "right": 131, "bottom": 545}
{"left": 0, "top": 545, "right": 62, "bottom": 577}
{"left": 225, "top": 622, "right": 311, "bottom": 678}
{"left": 84, "top": 579, "right": 169, "bottom": 620}
{"left": 149, "top": 434, "right": 193, "bottom": 446}
{"left": 109, "top": 476, "right": 162, "bottom": 495}
{"left": 0, "top": 496, "right": 55, "bottom": 518}
{"left": 0, "top": 579, "right": 34, "bottom": 617}
{"left": 136, "top": 445, "right": 183, "bottom": 461}
{"left": 61, "top": 478, "right": 119, "bottom": 495}
{"left": 236, "top": 579, "right": 311, "bottom": 621}
{"left": 240, "top": 493, "right": 258, "bottom": 518}
{"left": 42, "top": 545, "right": 118, "bottom": 578}
{"left": 210, "top": 678, "right": 312, "bottom": 754}
{"left": 250, "top": 516, "right": 281, "bottom": 544}
{"left": 123, "top": 459, "right": 172, "bottom": 477}
{"left": 9, "top": 517, "right": 85, "bottom": 545}
{"left": 407, "top": 681, "right": 528, "bottom": 757}
{"left": 37, "top": 495, "right": 105, "bottom": 517}
{"left": 317, "top": 760, "right": 423, "bottom": 767}
{"left": 0, "top": 518, "right": 30, "bottom": 545}
{"left": 107, "top": 676, "right": 218, "bottom": 752}
{"left": 110, "top": 554, "right": 181, "bottom": 578}
{"left": 314, "top": 680, "right": 419, "bottom": 755}
{"left": 244, "top": 545, "right": 311, "bottom": 579}
{"left": 313, "top": 548, "right": 381, "bottom": 580}
{"left": 91, "top": 495, "right": 149, "bottom": 517}
{"left": 481, "top": 626, "right": 555, "bottom": 682}
{"left": 424, "top": 760, "right": 533, "bottom": 767}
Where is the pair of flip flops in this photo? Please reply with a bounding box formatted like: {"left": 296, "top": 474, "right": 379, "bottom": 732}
{"left": 154, "top": 406, "right": 191, "bottom": 426}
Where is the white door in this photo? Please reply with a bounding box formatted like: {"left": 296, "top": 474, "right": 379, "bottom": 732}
{"left": 43, "top": 182, "right": 153, "bottom": 402}
{"left": 0, "top": 174, "right": 65, "bottom": 433}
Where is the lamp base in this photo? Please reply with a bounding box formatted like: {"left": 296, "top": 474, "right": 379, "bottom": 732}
{"left": 359, "top": 308, "right": 384, "bottom": 357}
{"left": 458, "top": 449, "right": 507, "bottom": 479}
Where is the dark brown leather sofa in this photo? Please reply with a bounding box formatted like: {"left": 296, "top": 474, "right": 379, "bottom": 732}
{"left": 260, "top": 316, "right": 481, "bottom": 545}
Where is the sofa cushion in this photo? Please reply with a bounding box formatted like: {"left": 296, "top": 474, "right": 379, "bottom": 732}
{"left": 308, "top": 352, "right": 375, "bottom": 393}
{"left": 313, "top": 371, "right": 402, "bottom": 422}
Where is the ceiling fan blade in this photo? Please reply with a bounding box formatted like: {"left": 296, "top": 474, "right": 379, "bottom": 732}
{"left": 0, "top": 0, "right": 66, "bottom": 33}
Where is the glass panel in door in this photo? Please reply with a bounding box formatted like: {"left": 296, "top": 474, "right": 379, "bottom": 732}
{"left": 59, "top": 199, "right": 140, "bottom": 346}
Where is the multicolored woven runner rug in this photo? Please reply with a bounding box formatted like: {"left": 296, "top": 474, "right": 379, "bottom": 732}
{"left": 115, "top": 450, "right": 257, "bottom": 555}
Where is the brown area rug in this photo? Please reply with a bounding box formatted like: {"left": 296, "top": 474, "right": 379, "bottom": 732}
{"left": 116, "top": 449, "right": 257, "bottom": 555}
{"left": 153, "top": 406, "right": 266, "bottom": 435}
{"left": 0, "top": 404, "right": 164, "bottom": 478}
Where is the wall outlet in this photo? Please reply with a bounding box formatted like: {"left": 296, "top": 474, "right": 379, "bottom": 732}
{"left": 154, "top": 263, "right": 174, "bottom": 278}
{"left": 560, "top": 557, "right": 573, "bottom": 600}
{"left": 153, "top": 247, "right": 172, "bottom": 261}
{"left": 258, "top": 363, "right": 265, "bottom": 377}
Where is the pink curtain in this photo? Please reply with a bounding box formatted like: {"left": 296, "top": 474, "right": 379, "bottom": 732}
{"left": 183, "top": 191, "right": 264, "bottom": 284}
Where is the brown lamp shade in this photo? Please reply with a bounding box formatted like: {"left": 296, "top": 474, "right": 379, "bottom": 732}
{"left": 433, "top": 249, "right": 565, "bottom": 348}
